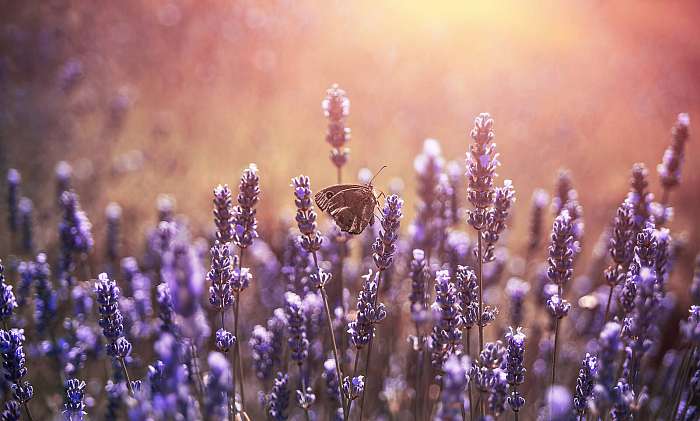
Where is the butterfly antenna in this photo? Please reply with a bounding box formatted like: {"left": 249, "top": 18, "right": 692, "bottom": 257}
{"left": 368, "top": 165, "right": 388, "bottom": 186}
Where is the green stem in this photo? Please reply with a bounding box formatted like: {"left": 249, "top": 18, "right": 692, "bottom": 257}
{"left": 603, "top": 285, "right": 614, "bottom": 324}
{"left": 551, "top": 317, "right": 561, "bottom": 387}
{"left": 235, "top": 248, "right": 247, "bottom": 411}
{"left": 23, "top": 402, "right": 33, "bottom": 421}
{"left": 358, "top": 269, "right": 386, "bottom": 420}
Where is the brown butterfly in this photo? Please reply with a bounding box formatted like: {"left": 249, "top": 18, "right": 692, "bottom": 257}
{"left": 314, "top": 167, "right": 385, "bottom": 235}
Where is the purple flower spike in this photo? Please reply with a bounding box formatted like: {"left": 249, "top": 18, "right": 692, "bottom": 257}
{"left": 233, "top": 164, "right": 260, "bottom": 249}
{"left": 372, "top": 194, "right": 403, "bottom": 271}
{"left": 292, "top": 176, "right": 322, "bottom": 253}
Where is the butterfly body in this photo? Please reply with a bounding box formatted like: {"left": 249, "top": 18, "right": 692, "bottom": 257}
{"left": 315, "top": 184, "right": 378, "bottom": 235}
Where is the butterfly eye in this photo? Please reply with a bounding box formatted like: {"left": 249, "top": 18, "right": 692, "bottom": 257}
{"left": 325, "top": 191, "right": 334, "bottom": 199}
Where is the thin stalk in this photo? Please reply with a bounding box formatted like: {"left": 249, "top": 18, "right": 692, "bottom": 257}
{"left": 358, "top": 269, "right": 386, "bottom": 421}
{"left": 670, "top": 345, "right": 695, "bottom": 420}
{"left": 311, "top": 251, "right": 348, "bottom": 420}
{"left": 118, "top": 357, "right": 135, "bottom": 396}
{"left": 477, "top": 232, "right": 484, "bottom": 353}
{"left": 679, "top": 390, "right": 695, "bottom": 421}
{"left": 23, "top": 402, "right": 34, "bottom": 421}
{"left": 236, "top": 250, "right": 247, "bottom": 411}
{"left": 230, "top": 293, "right": 240, "bottom": 416}
{"left": 551, "top": 317, "right": 561, "bottom": 387}
{"left": 603, "top": 285, "right": 614, "bottom": 323}
{"left": 466, "top": 329, "right": 473, "bottom": 421}
{"left": 414, "top": 322, "right": 423, "bottom": 420}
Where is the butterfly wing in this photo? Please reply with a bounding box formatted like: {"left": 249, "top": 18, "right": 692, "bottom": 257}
{"left": 314, "top": 185, "right": 362, "bottom": 211}
{"left": 325, "top": 186, "right": 376, "bottom": 235}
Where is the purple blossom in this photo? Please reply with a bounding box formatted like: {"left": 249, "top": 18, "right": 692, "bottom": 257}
{"left": 466, "top": 114, "right": 499, "bottom": 231}
{"left": 292, "top": 176, "right": 322, "bottom": 253}
{"left": 265, "top": 372, "right": 290, "bottom": 421}
{"left": 547, "top": 210, "right": 575, "bottom": 288}
{"left": 285, "top": 292, "right": 308, "bottom": 365}
{"left": 682, "top": 305, "right": 700, "bottom": 344}
{"left": 215, "top": 328, "right": 235, "bottom": 353}
{"left": 0, "top": 329, "right": 33, "bottom": 403}
{"left": 204, "top": 352, "right": 231, "bottom": 420}
{"left": 436, "top": 355, "right": 468, "bottom": 421}
{"left": 207, "top": 241, "right": 233, "bottom": 311}
{"left": 213, "top": 184, "right": 234, "bottom": 243}
{"left": 409, "top": 249, "right": 429, "bottom": 324}
{"left": 594, "top": 322, "right": 623, "bottom": 405}
{"left": 527, "top": 189, "right": 549, "bottom": 254}
{"left": 605, "top": 199, "right": 636, "bottom": 287}
{"left": 483, "top": 179, "right": 515, "bottom": 262}
{"left": 63, "top": 378, "right": 86, "bottom": 421}
{"left": 505, "top": 278, "right": 529, "bottom": 328}
{"left": 342, "top": 375, "right": 365, "bottom": 401}
{"left": 573, "top": 353, "right": 597, "bottom": 416}
{"left": 431, "top": 270, "right": 463, "bottom": 373}
{"left": 322, "top": 84, "right": 351, "bottom": 169}
{"left": 658, "top": 113, "right": 690, "bottom": 190}
{"left": 456, "top": 265, "right": 479, "bottom": 330}
{"left": 348, "top": 270, "right": 386, "bottom": 349}
{"left": 6, "top": 169, "right": 20, "bottom": 233}
{"left": 0, "top": 261, "right": 17, "bottom": 322}
{"left": 249, "top": 325, "right": 274, "bottom": 380}
{"left": 505, "top": 327, "right": 526, "bottom": 412}
{"left": 233, "top": 164, "right": 260, "bottom": 249}
{"left": 372, "top": 194, "right": 403, "bottom": 271}
{"left": 322, "top": 358, "right": 341, "bottom": 406}
{"left": 94, "top": 273, "right": 132, "bottom": 359}
{"left": 1, "top": 400, "right": 20, "bottom": 421}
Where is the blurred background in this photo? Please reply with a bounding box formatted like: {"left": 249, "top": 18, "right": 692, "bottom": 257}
{"left": 1, "top": 0, "right": 699, "bottom": 291}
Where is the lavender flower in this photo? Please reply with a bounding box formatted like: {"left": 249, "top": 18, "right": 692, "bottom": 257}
{"left": 207, "top": 241, "right": 233, "bottom": 312}
{"left": 105, "top": 202, "right": 122, "bottom": 262}
{"left": 95, "top": 273, "right": 132, "bottom": 359}
{"left": 466, "top": 113, "right": 499, "bottom": 231}
{"left": 292, "top": 176, "right": 322, "bottom": 253}
{"left": 431, "top": 270, "right": 463, "bottom": 372}
{"left": 622, "top": 268, "right": 660, "bottom": 383}
{"left": 472, "top": 341, "right": 506, "bottom": 395}
{"left": 483, "top": 180, "right": 515, "bottom": 262}
{"left": 6, "top": 169, "right": 20, "bottom": 233}
{"left": 55, "top": 161, "right": 72, "bottom": 199}
{"left": 658, "top": 113, "right": 690, "bottom": 191}
{"left": 156, "top": 282, "right": 176, "bottom": 333}
{"left": 233, "top": 164, "right": 260, "bottom": 249}
{"left": 322, "top": 84, "right": 351, "bottom": 173}
{"left": 437, "top": 355, "right": 468, "bottom": 421}
{"left": 323, "top": 358, "right": 341, "bottom": 405}
{"left": 527, "top": 189, "right": 549, "bottom": 255}
{"left": 265, "top": 372, "right": 290, "bottom": 421}
{"left": 63, "top": 378, "right": 86, "bottom": 421}
{"left": 505, "top": 327, "right": 526, "bottom": 412}
{"left": 505, "top": 278, "right": 529, "bottom": 328}
{"left": 488, "top": 370, "right": 509, "bottom": 417}
{"left": 594, "top": 322, "right": 623, "bottom": 405}
{"left": 285, "top": 292, "right": 309, "bottom": 365}
{"left": 540, "top": 386, "right": 572, "bottom": 421}
{"left": 34, "top": 253, "right": 57, "bottom": 335}
{"left": 628, "top": 163, "right": 652, "bottom": 229}
{"left": 610, "top": 379, "right": 634, "bottom": 421}
{"left": 573, "top": 353, "right": 597, "bottom": 417}
{"left": 213, "top": 184, "right": 234, "bottom": 243}
{"left": 372, "top": 194, "right": 403, "bottom": 271}
{"left": 0, "top": 261, "right": 17, "bottom": 322}
{"left": 59, "top": 190, "right": 94, "bottom": 254}
{"left": 412, "top": 139, "right": 444, "bottom": 253}
{"left": 1, "top": 400, "right": 20, "bottom": 421}
{"left": 547, "top": 210, "right": 575, "bottom": 289}
{"left": 0, "top": 328, "right": 33, "bottom": 403}
{"left": 204, "top": 352, "right": 231, "bottom": 420}
{"left": 17, "top": 197, "right": 33, "bottom": 253}
{"left": 681, "top": 305, "right": 700, "bottom": 344}
{"left": 546, "top": 294, "right": 571, "bottom": 320}
{"left": 249, "top": 325, "right": 274, "bottom": 380}
{"left": 409, "top": 249, "right": 429, "bottom": 323}
{"left": 348, "top": 269, "right": 387, "bottom": 349}
{"left": 455, "top": 266, "right": 479, "bottom": 327}
{"left": 604, "top": 199, "right": 636, "bottom": 288}
{"left": 342, "top": 376, "right": 365, "bottom": 401}
{"left": 215, "top": 328, "right": 235, "bottom": 353}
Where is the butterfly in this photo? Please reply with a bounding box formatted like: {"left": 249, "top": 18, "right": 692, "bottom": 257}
{"left": 314, "top": 166, "right": 386, "bottom": 235}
